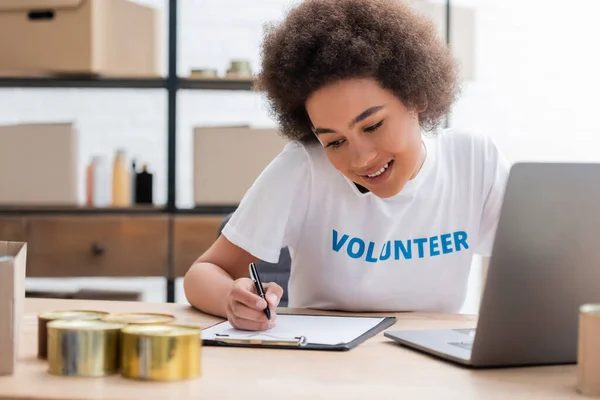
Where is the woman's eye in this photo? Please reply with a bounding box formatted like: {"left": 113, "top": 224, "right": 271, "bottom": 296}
{"left": 364, "top": 120, "right": 384, "bottom": 133}
{"left": 326, "top": 139, "right": 345, "bottom": 148}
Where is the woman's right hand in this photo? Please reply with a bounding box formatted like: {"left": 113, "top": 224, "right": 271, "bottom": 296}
{"left": 226, "top": 277, "right": 283, "bottom": 331}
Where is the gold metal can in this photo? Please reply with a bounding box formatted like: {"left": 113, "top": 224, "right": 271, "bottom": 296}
{"left": 47, "top": 319, "right": 125, "bottom": 377}
{"left": 102, "top": 312, "right": 175, "bottom": 325}
{"left": 37, "top": 310, "right": 109, "bottom": 359}
{"left": 120, "top": 324, "right": 202, "bottom": 381}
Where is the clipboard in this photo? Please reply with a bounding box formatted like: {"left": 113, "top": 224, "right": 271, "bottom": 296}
{"left": 201, "top": 313, "right": 397, "bottom": 351}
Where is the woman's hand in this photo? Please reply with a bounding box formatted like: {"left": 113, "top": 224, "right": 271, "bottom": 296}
{"left": 226, "top": 277, "right": 283, "bottom": 331}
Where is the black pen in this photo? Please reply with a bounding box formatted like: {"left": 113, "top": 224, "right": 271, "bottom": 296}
{"left": 249, "top": 262, "right": 271, "bottom": 320}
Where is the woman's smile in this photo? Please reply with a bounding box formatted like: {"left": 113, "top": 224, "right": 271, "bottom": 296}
{"left": 357, "top": 159, "right": 394, "bottom": 186}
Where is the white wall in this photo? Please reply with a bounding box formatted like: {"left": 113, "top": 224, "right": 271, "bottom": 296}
{"left": 2, "top": 0, "right": 597, "bottom": 310}
{"left": 450, "top": 0, "right": 600, "bottom": 163}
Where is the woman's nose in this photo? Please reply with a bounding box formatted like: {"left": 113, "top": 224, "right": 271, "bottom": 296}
{"left": 350, "top": 141, "right": 378, "bottom": 169}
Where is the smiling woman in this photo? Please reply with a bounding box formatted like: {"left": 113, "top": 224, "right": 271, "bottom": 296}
{"left": 183, "top": 0, "right": 510, "bottom": 331}
{"left": 304, "top": 78, "right": 428, "bottom": 198}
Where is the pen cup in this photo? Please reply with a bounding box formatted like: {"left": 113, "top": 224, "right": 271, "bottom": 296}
{"left": 577, "top": 304, "right": 600, "bottom": 397}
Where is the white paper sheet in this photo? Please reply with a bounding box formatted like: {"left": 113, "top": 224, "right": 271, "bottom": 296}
{"left": 201, "top": 314, "right": 387, "bottom": 346}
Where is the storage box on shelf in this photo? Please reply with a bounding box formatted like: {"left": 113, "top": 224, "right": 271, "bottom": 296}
{"left": 0, "top": 122, "right": 78, "bottom": 206}
{"left": 0, "top": 241, "right": 27, "bottom": 376}
{"left": 0, "top": 0, "right": 160, "bottom": 77}
{"left": 193, "top": 126, "right": 288, "bottom": 206}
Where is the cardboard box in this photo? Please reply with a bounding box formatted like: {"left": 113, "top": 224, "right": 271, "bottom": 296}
{"left": 193, "top": 126, "right": 289, "bottom": 205}
{"left": 0, "top": 122, "right": 78, "bottom": 205}
{"left": 0, "top": 0, "right": 160, "bottom": 77}
{"left": 0, "top": 241, "right": 27, "bottom": 376}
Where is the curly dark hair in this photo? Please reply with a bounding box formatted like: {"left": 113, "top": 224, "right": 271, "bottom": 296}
{"left": 254, "top": 0, "right": 461, "bottom": 143}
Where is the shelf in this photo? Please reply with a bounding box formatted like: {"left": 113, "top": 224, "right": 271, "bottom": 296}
{"left": 0, "top": 204, "right": 237, "bottom": 215}
{"left": 174, "top": 205, "right": 238, "bottom": 215}
{"left": 0, "top": 76, "right": 255, "bottom": 91}
{"left": 179, "top": 77, "right": 254, "bottom": 91}
{"left": 0, "top": 76, "right": 167, "bottom": 89}
{"left": 0, "top": 205, "right": 168, "bottom": 215}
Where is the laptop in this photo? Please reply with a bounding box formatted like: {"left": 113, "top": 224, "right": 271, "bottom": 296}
{"left": 384, "top": 162, "right": 600, "bottom": 368}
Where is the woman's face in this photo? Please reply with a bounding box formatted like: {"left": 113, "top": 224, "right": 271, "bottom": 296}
{"left": 305, "top": 77, "right": 426, "bottom": 198}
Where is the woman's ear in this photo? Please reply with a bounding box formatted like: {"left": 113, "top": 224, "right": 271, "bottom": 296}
{"left": 408, "top": 102, "right": 427, "bottom": 120}
{"left": 416, "top": 92, "right": 428, "bottom": 113}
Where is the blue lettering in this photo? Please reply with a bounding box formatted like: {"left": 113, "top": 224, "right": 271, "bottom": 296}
{"left": 332, "top": 229, "right": 348, "bottom": 252}
{"left": 330, "top": 229, "right": 470, "bottom": 262}
{"left": 440, "top": 233, "right": 453, "bottom": 254}
{"left": 414, "top": 238, "right": 427, "bottom": 258}
{"left": 454, "top": 231, "right": 469, "bottom": 251}
{"left": 429, "top": 236, "right": 440, "bottom": 256}
{"left": 365, "top": 242, "right": 378, "bottom": 263}
{"left": 347, "top": 238, "right": 365, "bottom": 259}
{"left": 380, "top": 241, "right": 391, "bottom": 261}
{"left": 394, "top": 240, "right": 412, "bottom": 260}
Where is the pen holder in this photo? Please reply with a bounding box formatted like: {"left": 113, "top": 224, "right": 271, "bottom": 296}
{"left": 577, "top": 304, "right": 600, "bottom": 397}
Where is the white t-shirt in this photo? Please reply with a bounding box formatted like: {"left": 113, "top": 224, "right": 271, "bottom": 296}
{"left": 222, "top": 128, "right": 510, "bottom": 313}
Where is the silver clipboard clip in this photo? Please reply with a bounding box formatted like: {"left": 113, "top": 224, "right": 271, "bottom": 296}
{"left": 213, "top": 333, "right": 308, "bottom": 347}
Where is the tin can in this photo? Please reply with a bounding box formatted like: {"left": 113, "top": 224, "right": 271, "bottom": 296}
{"left": 46, "top": 319, "right": 125, "bottom": 377}
{"left": 577, "top": 304, "right": 600, "bottom": 397}
{"left": 120, "top": 324, "right": 201, "bottom": 381}
{"left": 37, "top": 310, "right": 108, "bottom": 359}
{"left": 226, "top": 59, "right": 252, "bottom": 78}
{"left": 189, "top": 68, "right": 218, "bottom": 79}
{"left": 102, "top": 312, "right": 175, "bottom": 325}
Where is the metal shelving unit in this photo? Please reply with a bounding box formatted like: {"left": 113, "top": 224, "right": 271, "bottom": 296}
{"left": 0, "top": 0, "right": 251, "bottom": 303}
{"left": 0, "top": 77, "right": 167, "bottom": 89}
{"left": 0, "top": 77, "right": 253, "bottom": 91}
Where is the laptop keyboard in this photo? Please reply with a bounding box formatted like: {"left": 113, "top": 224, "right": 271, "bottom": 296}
{"left": 449, "top": 329, "right": 476, "bottom": 350}
{"left": 449, "top": 341, "right": 473, "bottom": 350}
{"left": 453, "top": 328, "right": 476, "bottom": 336}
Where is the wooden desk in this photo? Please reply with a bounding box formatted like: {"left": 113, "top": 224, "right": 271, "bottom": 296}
{"left": 0, "top": 298, "right": 581, "bottom": 400}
